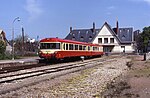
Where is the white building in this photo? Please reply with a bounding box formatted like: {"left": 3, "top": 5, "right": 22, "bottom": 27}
{"left": 65, "top": 22, "right": 139, "bottom": 53}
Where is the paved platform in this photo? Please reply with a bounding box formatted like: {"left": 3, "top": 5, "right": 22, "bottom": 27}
{"left": 0, "top": 57, "right": 40, "bottom": 68}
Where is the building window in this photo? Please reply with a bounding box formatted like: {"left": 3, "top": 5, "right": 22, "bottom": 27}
{"left": 89, "top": 36, "right": 92, "bottom": 40}
{"left": 98, "top": 38, "right": 102, "bottom": 43}
{"left": 86, "top": 31, "right": 88, "bottom": 34}
{"left": 72, "top": 36, "right": 75, "bottom": 40}
{"left": 122, "top": 35, "right": 126, "bottom": 40}
{"left": 104, "top": 38, "right": 108, "bottom": 43}
{"left": 110, "top": 38, "right": 114, "bottom": 43}
{"left": 80, "top": 36, "right": 84, "bottom": 41}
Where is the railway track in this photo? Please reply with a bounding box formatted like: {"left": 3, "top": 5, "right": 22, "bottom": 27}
{"left": 0, "top": 57, "right": 99, "bottom": 74}
{"left": 0, "top": 57, "right": 117, "bottom": 95}
{"left": 0, "top": 63, "right": 46, "bottom": 74}
{"left": 0, "top": 59, "right": 105, "bottom": 84}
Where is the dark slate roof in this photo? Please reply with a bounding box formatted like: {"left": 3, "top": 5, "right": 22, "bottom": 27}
{"left": 65, "top": 22, "right": 136, "bottom": 45}
{"left": 65, "top": 29, "right": 100, "bottom": 43}
{"left": 117, "top": 28, "right": 133, "bottom": 44}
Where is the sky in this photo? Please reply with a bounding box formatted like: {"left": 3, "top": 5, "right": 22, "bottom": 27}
{"left": 0, "top": 0, "right": 150, "bottom": 40}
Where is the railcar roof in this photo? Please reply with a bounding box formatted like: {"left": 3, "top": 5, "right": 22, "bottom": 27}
{"left": 40, "top": 38, "right": 101, "bottom": 46}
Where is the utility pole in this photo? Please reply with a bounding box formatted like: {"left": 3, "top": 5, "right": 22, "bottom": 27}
{"left": 22, "top": 27, "right": 24, "bottom": 56}
{"left": 12, "top": 17, "right": 20, "bottom": 60}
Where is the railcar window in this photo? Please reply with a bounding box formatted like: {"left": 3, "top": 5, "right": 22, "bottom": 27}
{"left": 88, "top": 46, "right": 90, "bottom": 51}
{"left": 75, "top": 45, "right": 78, "bottom": 50}
{"left": 66, "top": 44, "right": 68, "bottom": 50}
{"left": 93, "top": 47, "right": 98, "bottom": 51}
{"left": 79, "top": 45, "right": 82, "bottom": 50}
{"left": 83, "top": 46, "right": 86, "bottom": 50}
{"left": 69, "top": 44, "right": 73, "bottom": 50}
{"left": 63, "top": 43, "right": 65, "bottom": 50}
{"left": 40, "top": 43, "right": 60, "bottom": 49}
{"left": 93, "top": 47, "right": 96, "bottom": 51}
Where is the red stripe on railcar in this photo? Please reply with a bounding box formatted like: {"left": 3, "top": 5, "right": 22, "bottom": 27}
{"left": 40, "top": 38, "right": 101, "bottom": 47}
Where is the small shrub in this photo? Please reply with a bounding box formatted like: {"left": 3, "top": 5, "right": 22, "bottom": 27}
{"left": 126, "top": 61, "right": 133, "bottom": 69}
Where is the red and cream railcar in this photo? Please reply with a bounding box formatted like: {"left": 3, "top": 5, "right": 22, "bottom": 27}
{"left": 38, "top": 38, "right": 103, "bottom": 60}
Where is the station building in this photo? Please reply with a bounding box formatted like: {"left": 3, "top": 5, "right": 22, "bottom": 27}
{"left": 65, "top": 21, "right": 140, "bottom": 53}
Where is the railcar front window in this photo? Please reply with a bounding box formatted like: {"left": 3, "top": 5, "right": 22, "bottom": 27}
{"left": 40, "top": 43, "right": 60, "bottom": 49}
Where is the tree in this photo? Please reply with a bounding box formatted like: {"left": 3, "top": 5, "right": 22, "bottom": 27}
{"left": 9, "top": 34, "right": 39, "bottom": 56}
{"left": 136, "top": 26, "right": 150, "bottom": 53}
{"left": 0, "top": 40, "right": 6, "bottom": 59}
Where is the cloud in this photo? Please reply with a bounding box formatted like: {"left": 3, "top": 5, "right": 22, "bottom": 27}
{"left": 107, "top": 6, "right": 115, "bottom": 10}
{"left": 25, "top": 0, "right": 43, "bottom": 22}
{"left": 143, "top": 0, "right": 150, "bottom": 4}
{"left": 129, "top": 0, "right": 150, "bottom": 5}
{"left": 106, "top": 6, "right": 116, "bottom": 15}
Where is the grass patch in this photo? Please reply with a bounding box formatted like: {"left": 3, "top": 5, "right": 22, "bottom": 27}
{"left": 130, "top": 68, "right": 150, "bottom": 77}
{"left": 66, "top": 69, "right": 94, "bottom": 84}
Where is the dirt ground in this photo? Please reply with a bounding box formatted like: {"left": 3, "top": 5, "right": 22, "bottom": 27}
{"left": 1, "top": 55, "right": 150, "bottom": 98}
{"left": 101, "top": 55, "right": 150, "bottom": 98}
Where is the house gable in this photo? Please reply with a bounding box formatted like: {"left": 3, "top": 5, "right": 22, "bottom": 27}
{"left": 92, "top": 22, "right": 120, "bottom": 45}
{"left": 98, "top": 24, "right": 113, "bottom": 36}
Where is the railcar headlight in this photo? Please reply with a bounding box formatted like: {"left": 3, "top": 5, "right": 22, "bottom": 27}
{"left": 38, "top": 51, "right": 42, "bottom": 54}
{"left": 54, "top": 51, "right": 58, "bottom": 54}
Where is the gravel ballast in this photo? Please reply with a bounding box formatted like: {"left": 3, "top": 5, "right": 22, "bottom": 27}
{"left": 0, "top": 56, "right": 130, "bottom": 98}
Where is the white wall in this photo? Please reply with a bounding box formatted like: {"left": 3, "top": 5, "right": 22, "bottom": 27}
{"left": 92, "top": 25, "right": 119, "bottom": 45}
{"left": 112, "top": 45, "right": 134, "bottom": 53}
{"left": 92, "top": 24, "right": 135, "bottom": 53}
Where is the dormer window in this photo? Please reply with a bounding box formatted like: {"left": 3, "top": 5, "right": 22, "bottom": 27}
{"left": 80, "top": 36, "right": 84, "bottom": 41}
{"left": 72, "top": 36, "right": 75, "bottom": 40}
{"left": 86, "top": 31, "right": 88, "bottom": 34}
{"left": 122, "top": 35, "right": 126, "bottom": 40}
{"left": 89, "top": 36, "right": 92, "bottom": 40}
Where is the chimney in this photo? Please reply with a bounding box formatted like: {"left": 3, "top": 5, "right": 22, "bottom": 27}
{"left": 70, "top": 27, "right": 72, "bottom": 33}
{"left": 116, "top": 20, "right": 119, "bottom": 34}
{"left": 93, "top": 22, "right": 95, "bottom": 32}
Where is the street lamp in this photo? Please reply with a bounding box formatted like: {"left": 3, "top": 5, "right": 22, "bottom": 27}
{"left": 12, "top": 17, "right": 20, "bottom": 60}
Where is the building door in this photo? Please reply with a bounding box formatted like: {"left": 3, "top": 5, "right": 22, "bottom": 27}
{"left": 121, "top": 46, "right": 125, "bottom": 53}
{"left": 103, "top": 46, "right": 114, "bottom": 52}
